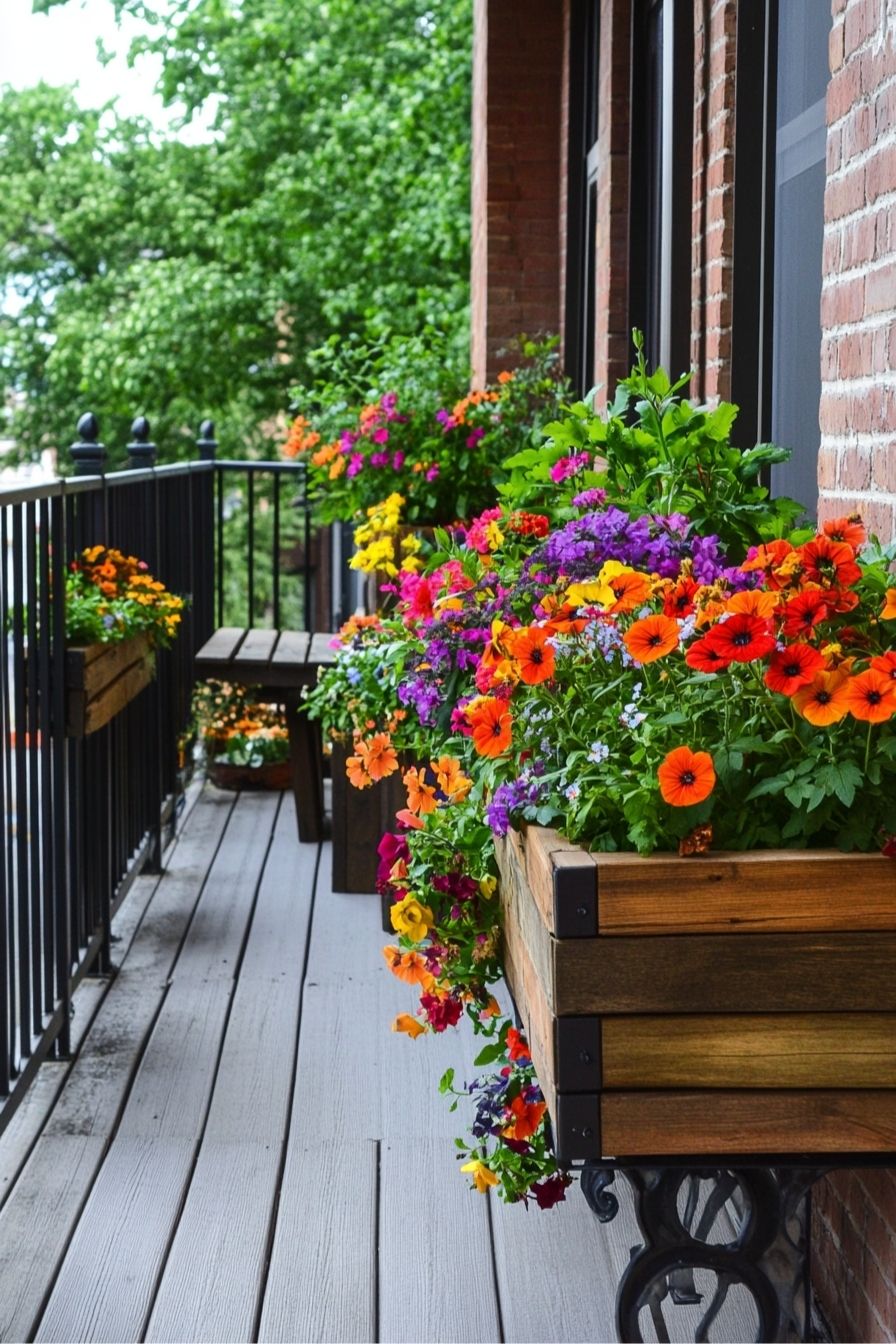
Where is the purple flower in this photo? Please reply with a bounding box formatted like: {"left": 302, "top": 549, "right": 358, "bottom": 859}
{"left": 369, "top": 451, "right": 389, "bottom": 468}
{"left": 392, "top": 451, "right": 405, "bottom": 471}
{"left": 571, "top": 487, "right": 607, "bottom": 509}
{"left": 347, "top": 453, "right": 365, "bottom": 477}
{"left": 425, "top": 465, "right": 440, "bottom": 482}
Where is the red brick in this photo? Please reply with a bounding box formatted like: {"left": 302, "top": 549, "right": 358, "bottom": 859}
{"left": 866, "top": 264, "right": 896, "bottom": 315}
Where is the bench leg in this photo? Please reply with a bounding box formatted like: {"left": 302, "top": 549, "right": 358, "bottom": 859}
{"left": 283, "top": 691, "right": 327, "bottom": 844}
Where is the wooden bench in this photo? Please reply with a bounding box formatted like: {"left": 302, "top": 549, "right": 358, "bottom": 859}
{"left": 194, "top": 627, "right": 335, "bottom": 843}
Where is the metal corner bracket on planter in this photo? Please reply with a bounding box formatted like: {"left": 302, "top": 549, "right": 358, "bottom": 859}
{"left": 65, "top": 634, "right": 155, "bottom": 736}
{"left": 495, "top": 824, "right": 896, "bottom": 1344}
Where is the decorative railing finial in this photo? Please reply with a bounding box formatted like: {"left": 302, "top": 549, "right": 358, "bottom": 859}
{"left": 126, "top": 415, "right": 157, "bottom": 468}
{"left": 70, "top": 412, "right": 107, "bottom": 476}
{"left": 197, "top": 419, "right": 218, "bottom": 461}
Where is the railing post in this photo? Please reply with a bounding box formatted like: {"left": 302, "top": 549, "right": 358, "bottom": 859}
{"left": 196, "top": 419, "right": 218, "bottom": 461}
{"left": 70, "top": 412, "right": 107, "bottom": 476}
{"left": 126, "top": 416, "right": 157, "bottom": 470}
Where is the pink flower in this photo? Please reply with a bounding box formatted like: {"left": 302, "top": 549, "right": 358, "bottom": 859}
{"left": 371, "top": 427, "right": 390, "bottom": 445}
{"left": 466, "top": 427, "right": 485, "bottom": 448}
{"left": 425, "top": 465, "right": 440, "bottom": 482}
{"left": 550, "top": 453, "right": 590, "bottom": 484}
{"left": 347, "top": 453, "right": 365, "bottom": 477}
{"left": 391, "top": 451, "right": 405, "bottom": 471}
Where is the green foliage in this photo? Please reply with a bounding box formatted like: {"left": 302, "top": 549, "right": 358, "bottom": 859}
{"left": 1, "top": 0, "right": 472, "bottom": 461}
{"left": 501, "top": 331, "right": 807, "bottom": 559}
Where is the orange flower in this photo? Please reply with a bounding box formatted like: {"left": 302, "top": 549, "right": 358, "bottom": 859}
{"left": 467, "top": 697, "right": 513, "bottom": 758}
{"left": 797, "top": 536, "right": 861, "bottom": 589}
{"left": 358, "top": 732, "right": 399, "bottom": 782}
{"left": 657, "top": 746, "right": 716, "bottom": 807}
{"left": 502, "top": 1095, "right": 547, "bottom": 1141}
{"left": 725, "top": 590, "right": 780, "bottom": 619}
{"left": 792, "top": 669, "right": 851, "bottom": 725}
{"left": 843, "top": 669, "right": 896, "bottom": 723}
{"left": 882, "top": 589, "right": 896, "bottom": 621}
{"left": 497, "top": 370, "right": 514, "bottom": 384}
{"left": 433, "top": 755, "right": 472, "bottom": 802}
{"left": 870, "top": 651, "right": 896, "bottom": 682}
{"left": 382, "top": 945, "right": 436, "bottom": 990}
{"left": 392, "top": 1013, "right": 426, "bottom": 1039}
{"left": 624, "top": 615, "right": 680, "bottom": 664}
{"left": 345, "top": 754, "right": 372, "bottom": 789}
{"left": 604, "top": 569, "right": 652, "bottom": 614}
{"left": 741, "top": 539, "right": 795, "bottom": 587}
{"left": 394, "top": 808, "right": 425, "bottom": 830}
{"left": 509, "top": 626, "right": 555, "bottom": 684}
{"left": 403, "top": 765, "right": 438, "bottom": 815}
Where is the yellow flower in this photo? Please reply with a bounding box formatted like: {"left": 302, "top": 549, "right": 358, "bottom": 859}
{"left": 460, "top": 1159, "right": 499, "bottom": 1193}
{"left": 390, "top": 895, "right": 434, "bottom": 943}
{"left": 392, "top": 1013, "right": 426, "bottom": 1039}
{"left": 479, "top": 875, "right": 497, "bottom": 899}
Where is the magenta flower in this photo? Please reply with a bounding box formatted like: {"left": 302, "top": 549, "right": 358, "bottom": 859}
{"left": 466, "top": 427, "right": 485, "bottom": 448}
{"left": 371, "top": 427, "right": 390, "bottom": 445}
{"left": 425, "top": 465, "right": 440, "bottom": 481}
{"left": 347, "top": 453, "right": 365, "bottom": 477}
{"left": 550, "top": 452, "right": 590, "bottom": 484}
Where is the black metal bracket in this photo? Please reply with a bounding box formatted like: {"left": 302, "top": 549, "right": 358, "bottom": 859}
{"left": 581, "top": 1161, "right": 830, "bottom": 1343}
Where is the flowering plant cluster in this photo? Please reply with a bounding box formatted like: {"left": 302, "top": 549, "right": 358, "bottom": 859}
{"left": 191, "top": 680, "right": 289, "bottom": 768}
{"left": 66, "top": 545, "right": 185, "bottom": 648}
{"left": 307, "top": 347, "right": 896, "bottom": 1206}
{"left": 283, "top": 338, "right": 566, "bottom": 525}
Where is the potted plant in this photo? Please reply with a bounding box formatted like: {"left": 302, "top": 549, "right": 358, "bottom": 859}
{"left": 191, "top": 680, "right": 292, "bottom": 790}
{"left": 65, "top": 545, "right": 186, "bottom": 736}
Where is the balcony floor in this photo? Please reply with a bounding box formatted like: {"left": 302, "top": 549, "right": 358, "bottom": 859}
{"left": 0, "top": 784, "right": 639, "bottom": 1344}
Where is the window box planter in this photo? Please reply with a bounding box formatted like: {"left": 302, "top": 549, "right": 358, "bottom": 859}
{"left": 495, "top": 824, "right": 896, "bottom": 1166}
{"left": 65, "top": 634, "right": 155, "bottom": 737}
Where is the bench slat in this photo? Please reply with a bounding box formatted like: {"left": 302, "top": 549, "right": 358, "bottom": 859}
{"left": 271, "top": 631, "right": 312, "bottom": 667}
{"left": 234, "top": 629, "right": 279, "bottom": 668}
{"left": 195, "top": 627, "right": 247, "bottom": 666}
{"left": 308, "top": 632, "right": 338, "bottom": 667}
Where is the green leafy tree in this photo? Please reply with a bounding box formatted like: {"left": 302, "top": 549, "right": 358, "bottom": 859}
{"left": 2, "top": 1, "right": 472, "bottom": 462}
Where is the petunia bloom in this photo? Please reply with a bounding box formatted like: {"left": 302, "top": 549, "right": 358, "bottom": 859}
{"left": 461, "top": 1159, "right": 500, "bottom": 1193}
{"left": 623, "top": 615, "right": 680, "bottom": 664}
{"left": 390, "top": 895, "right": 435, "bottom": 943}
{"left": 502, "top": 1094, "right": 547, "bottom": 1141}
{"left": 392, "top": 1013, "right": 426, "bottom": 1039}
{"left": 358, "top": 733, "right": 399, "bottom": 782}
{"left": 792, "top": 669, "right": 851, "bottom": 725}
{"left": 657, "top": 746, "right": 716, "bottom": 807}
{"left": 509, "top": 626, "right": 556, "bottom": 684}
{"left": 467, "top": 696, "right": 513, "bottom": 757}
{"left": 764, "top": 644, "right": 825, "bottom": 696}
{"left": 843, "top": 669, "right": 896, "bottom": 723}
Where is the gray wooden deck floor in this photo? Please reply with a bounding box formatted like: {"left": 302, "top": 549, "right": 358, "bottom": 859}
{"left": 0, "top": 784, "right": 641, "bottom": 1344}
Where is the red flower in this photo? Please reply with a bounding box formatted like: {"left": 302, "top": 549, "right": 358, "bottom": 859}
{"left": 780, "top": 590, "right": 829, "bottom": 638}
{"left": 685, "top": 637, "right": 731, "bottom": 673}
{"left": 502, "top": 1094, "right": 547, "bottom": 1141}
{"left": 797, "top": 536, "right": 861, "bottom": 588}
{"left": 532, "top": 1174, "right": 572, "bottom": 1209}
{"left": 870, "top": 652, "right": 896, "bottom": 683}
{"left": 662, "top": 576, "right": 701, "bottom": 618}
{"left": 704, "top": 614, "right": 776, "bottom": 663}
{"left": 419, "top": 992, "right": 463, "bottom": 1032}
{"left": 763, "top": 644, "right": 826, "bottom": 696}
{"left": 822, "top": 515, "right": 866, "bottom": 548}
{"left": 506, "top": 1027, "right": 531, "bottom": 1062}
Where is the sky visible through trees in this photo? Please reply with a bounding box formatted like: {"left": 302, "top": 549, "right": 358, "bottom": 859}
{"left": 0, "top": 0, "right": 472, "bottom": 463}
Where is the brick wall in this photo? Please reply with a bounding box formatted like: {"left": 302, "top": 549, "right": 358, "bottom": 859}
{"left": 690, "top": 0, "right": 736, "bottom": 405}
{"left": 469, "top": 0, "right": 565, "bottom": 385}
{"left": 814, "top": 2, "right": 896, "bottom": 1338}
{"left": 818, "top": 0, "right": 896, "bottom": 541}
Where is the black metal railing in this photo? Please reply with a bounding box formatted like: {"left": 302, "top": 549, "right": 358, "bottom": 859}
{"left": 0, "top": 412, "right": 318, "bottom": 1134}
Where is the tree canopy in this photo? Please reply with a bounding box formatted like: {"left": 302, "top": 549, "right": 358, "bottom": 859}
{"left": 1, "top": 1, "right": 472, "bottom": 461}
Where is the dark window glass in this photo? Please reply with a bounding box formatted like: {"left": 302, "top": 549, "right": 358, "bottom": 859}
{"left": 564, "top": 0, "right": 600, "bottom": 394}
{"left": 769, "top": 0, "right": 831, "bottom": 510}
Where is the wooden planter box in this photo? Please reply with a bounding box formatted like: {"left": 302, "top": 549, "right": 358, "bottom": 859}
{"left": 496, "top": 825, "right": 896, "bottom": 1165}
{"left": 330, "top": 740, "right": 406, "bottom": 893}
{"left": 66, "top": 635, "right": 155, "bottom": 737}
{"left": 207, "top": 758, "right": 292, "bottom": 791}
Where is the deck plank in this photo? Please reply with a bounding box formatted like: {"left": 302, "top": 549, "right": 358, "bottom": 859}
{"left": 379, "top": 1138, "right": 501, "bottom": 1343}
{"left": 195, "top": 627, "right": 247, "bottom": 666}
{"left": 0, "top": 789, "right": 236, "bottom": 1343}
{"left": 258, "top": 1140, "right": 377, "bottom": 1344}
{"left": 172, "top": 791, "right": 279, "bottom": 982}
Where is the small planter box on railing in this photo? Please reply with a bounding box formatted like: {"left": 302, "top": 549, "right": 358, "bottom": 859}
{"left": 496, "top": 825, "right": 896, "bottom": 1165}
{"left": 65, "top": 635, "right": 155, "bottom": 737}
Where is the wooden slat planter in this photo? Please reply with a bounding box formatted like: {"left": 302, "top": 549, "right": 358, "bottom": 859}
{"left": 330, "top": 740, "right": 406, "bottom": 893}
{"left": 65, "top": 635, "right": 155, "bottom": 737}
{"left": 496, "top": 825, "right": 896, "bottom": 1165}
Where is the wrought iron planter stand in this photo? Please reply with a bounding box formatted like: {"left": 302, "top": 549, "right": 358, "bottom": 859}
{"left": 580, "top": 1161, "right": 834, "bottom": 1343}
